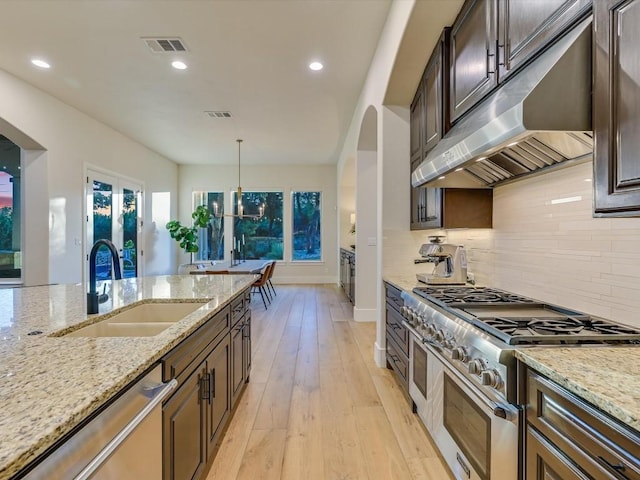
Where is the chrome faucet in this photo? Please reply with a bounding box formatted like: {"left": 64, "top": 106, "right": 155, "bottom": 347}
{"left": 87, "top": 239, "right": 122, "bottom": 314}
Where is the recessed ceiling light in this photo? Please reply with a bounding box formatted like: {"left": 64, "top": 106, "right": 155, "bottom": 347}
{"left": 309, "top": 61, "right": 323, "bottom": 71}
{"left": 31, "top": 59, "right": 50, "bottom": 69}
{"left": 438, "top": 176, "right": 446, "bottom": 180}
{"left": 455, "top": 168, "right": 464, "bottom": 172}
{"left": 476, "top": 157, "right": 486, "bottom": 162}
{"left": 171, "top": 61, "right": 187, "bottom": 70}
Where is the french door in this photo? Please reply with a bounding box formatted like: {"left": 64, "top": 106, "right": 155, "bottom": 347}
{"left": 86, "top": 170, "right": 143, "bottom": 281}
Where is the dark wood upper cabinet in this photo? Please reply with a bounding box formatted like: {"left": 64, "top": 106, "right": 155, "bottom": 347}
{"left": 423, "top": 28, "right": 451, "bottom": 154}
{"left": 411, "top": 186, "right": 492, "bottom": 230}
{"left": 410, "top": 87, "right": 424, "bottom": 165}
{"left": 449, "top": 0, "right": 498, "bottom": 122}
{"left": 594, "top": 0, "right": 640, "bottom": 216}
{"left": 497, "top": 0, "right": 592, "bottom": 81}
{"left": 449, "top": 0, "right": 592, "bottom": 123}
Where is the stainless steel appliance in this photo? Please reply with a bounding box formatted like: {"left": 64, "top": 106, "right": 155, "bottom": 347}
{"left": 401, "top": 286, "right": 640, "bottom": 480}
{"left": 21, "top": 365, "right": 176, "bottom": 480}
{"left": 415, "top": 241, "right": 467, "bottom": 285}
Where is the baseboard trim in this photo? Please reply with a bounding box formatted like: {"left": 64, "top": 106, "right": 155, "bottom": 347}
{"left": 374, "top": 341, "right": 386, "bottom": 367}
{"left": 272, "top": 276, "right": 338, "bottom": 284}
{"left": 353, "top": 307, "right": 376, "bottom": 322}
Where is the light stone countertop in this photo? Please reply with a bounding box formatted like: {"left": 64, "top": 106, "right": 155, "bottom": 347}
{"left": 515, "top": 347, "right": 640, "bottom": 432}
{"left": 383, "top": 274, "right": 424, "bottom": 293}
{"left": 0, "top": 274, "right": 256, "bottom": 479}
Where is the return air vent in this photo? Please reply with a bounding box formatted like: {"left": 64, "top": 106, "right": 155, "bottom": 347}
{"left": 142, "top": 37, "right": 188, "bottom": 53}
{"left": 205, "top": 111, "right": 233, "bottom": 119}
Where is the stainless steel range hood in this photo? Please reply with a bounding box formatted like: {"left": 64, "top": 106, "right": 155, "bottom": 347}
{"left": 412, "top": 16, "right": 593, "bottom": 189}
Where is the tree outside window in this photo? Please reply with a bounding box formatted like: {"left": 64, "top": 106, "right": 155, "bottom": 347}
{"left": 233, "top": 191, "right": 283, "bottom": 260}
{"left": 292, "top": 191, "right": 321, "bottom": 261}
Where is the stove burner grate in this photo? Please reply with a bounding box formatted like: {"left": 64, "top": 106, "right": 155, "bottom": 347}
{"left": 413, "top": 286, "right": 537, "bottom": 306}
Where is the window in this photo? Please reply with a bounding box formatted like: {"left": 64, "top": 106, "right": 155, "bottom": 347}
{"left": 193, "top": 192, "right": 224, "bottom": 261}
{"left": 233, "top": 191, "right": 283, "bottom": 260}
{"left": 0, "top": 135, "right": 21, "bottom": 281}
{"left": 292, "top": 191, "right": 322, "bottom": 261}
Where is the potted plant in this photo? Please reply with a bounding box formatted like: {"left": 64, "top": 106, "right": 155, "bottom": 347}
{"left": 166, "top": 205, "right": 211, "bottom": 272}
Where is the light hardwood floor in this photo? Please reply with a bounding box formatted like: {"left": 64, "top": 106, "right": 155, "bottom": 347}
{"left": 207, "top": 284, "right": 453, "bottom": 480}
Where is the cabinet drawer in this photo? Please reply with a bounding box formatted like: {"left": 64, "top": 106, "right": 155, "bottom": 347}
{"left": 162, "top": 306, "right": 230, "bottom": 382}
{"left": 384, "top": 283, "right": 404, "bottom": 313}
{"left": 231, "top": 293, "right": 245, "bottom": 327}
{"left": 386, "top": 333, "right": 409, "bottom": 390}
{"left": 385, "top": 304, "right": 408, "bottom": 356}
{"left": 526, "top": 369, "right": 640, "bottom": 480}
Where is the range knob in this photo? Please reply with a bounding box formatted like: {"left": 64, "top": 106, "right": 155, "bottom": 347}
{"left": 433, "top": 329, "right": 445, "bottom": 343}
{"left": 451, "top": 346, "right": 469, "bottom": 362}
{"left": 400, "top": 306, "right": 408, "bottom": 318}
{"left": 480, "top": 369, "right": 504, "bottom": 389}
{"left": 425, "top": 324, "right": 436, "bottom": 336}
{"left": 468, "top": 359, "right": 486, "bottom": 376}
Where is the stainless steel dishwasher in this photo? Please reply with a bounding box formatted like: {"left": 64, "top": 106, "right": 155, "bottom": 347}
{"left": 21, "top": 364, "right": 176, "bottom": 480}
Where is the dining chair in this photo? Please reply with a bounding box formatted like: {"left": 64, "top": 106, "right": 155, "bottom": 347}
{"left": 251, "top": 262, "right": 273, "bottom": 310}
{"left": 266, "top": 261, "right": 276, "bottom": 298}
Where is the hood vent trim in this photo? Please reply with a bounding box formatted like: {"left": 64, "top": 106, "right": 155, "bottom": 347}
{"left": 412, "top": 16, "right": 593, "bottom": 189}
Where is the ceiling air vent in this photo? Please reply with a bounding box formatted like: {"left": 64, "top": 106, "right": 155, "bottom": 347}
{"left": 205, "top": 111, "right": 233, "bottom": 119}
{"left": 142, "top": 37, "right": 188, "bottom": 53}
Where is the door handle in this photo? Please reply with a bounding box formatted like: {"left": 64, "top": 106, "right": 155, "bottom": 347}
{"left": 486, "top": 48, "right": 496, "bottom": 75}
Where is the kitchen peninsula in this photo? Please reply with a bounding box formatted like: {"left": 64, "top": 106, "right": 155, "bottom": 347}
{"left": 0, "top": 274, "right": 255, "bottom": 479}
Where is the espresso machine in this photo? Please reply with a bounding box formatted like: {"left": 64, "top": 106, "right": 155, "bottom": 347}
{"left": 415, "top": 236, "right": 467, "bottom": 285}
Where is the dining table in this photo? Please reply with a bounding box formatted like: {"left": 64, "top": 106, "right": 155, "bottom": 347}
{"left": 190, "top": 259, "right": 273, "bottom": 275}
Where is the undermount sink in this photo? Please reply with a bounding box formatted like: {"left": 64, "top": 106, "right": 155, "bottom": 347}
{"left": 63, "top": 302, "right": 208, "bottom": 338}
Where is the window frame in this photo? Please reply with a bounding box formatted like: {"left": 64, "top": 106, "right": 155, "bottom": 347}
{"left": 290, "top": 190, "right": 323, "bottom": 263}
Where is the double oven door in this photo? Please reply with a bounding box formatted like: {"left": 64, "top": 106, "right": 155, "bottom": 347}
{"left": 409, "top": 334, "right": 520, "bottom": 480}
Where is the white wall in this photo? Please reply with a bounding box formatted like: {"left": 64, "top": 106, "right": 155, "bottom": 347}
{"left": 0, "top": 68, "right": 178, "bottom": 285}
{"left": 178, "top": 163, "right": 337, "bottom": 283}
{"left": 386, "top": 161, "right": 640, "bottom": 329}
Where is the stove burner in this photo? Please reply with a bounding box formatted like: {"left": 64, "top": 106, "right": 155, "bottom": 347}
{"left": 413, "top": 286, "right": 536, "bottom": 306}
{"left": 483, "top": 317, "right": 586, "bottom": 336}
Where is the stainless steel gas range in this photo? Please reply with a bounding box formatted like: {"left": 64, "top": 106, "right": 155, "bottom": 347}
{"left": 400, "top": 286, "right": 640, "bottom": 480}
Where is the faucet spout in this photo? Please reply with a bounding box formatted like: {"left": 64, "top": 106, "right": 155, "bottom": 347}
{"left": 87, "top": 239, "right": 122, "bottom": 314}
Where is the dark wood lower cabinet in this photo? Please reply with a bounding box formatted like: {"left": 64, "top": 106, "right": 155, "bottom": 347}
{"left": 206, "top": 335, "right": 230, "bottom": 457}
{"left": 162, "top": 365, "right": 207, "bottom": 480}
{"left": 162, "top": 287, "right": 251, "bottom": 480}
{"left": 384, "top": 283, "right": 409, "bottom": 397}
{"left": 522, "top": 364, "right": 640, "bottom": 480}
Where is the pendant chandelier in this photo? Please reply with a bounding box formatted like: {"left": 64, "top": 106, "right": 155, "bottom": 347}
{"left": 213, "top": 139, "right": 265, "bottom": 219}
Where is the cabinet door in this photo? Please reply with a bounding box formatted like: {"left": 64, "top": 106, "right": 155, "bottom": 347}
{"left": 410, "top": 184, "right": 443, "bottom": 230}
{"left": 594, "top": 0, "right": 640, "bottom": 216}
{"left": 423, "top": 30, "right": 450, "bottom": 154}
{"left": 526, "top": 427, "right": 590, "bottom": 480}
{"left": 450, "top": 0, "right": 498, "bottom": 122}
{"left": 410, "top": 87, "right": 424, "bottom": 164}
{"left": 230, "top": 319, "right": 245, "bottom": 407}
{"left": 163, "top": 366, "right": 207, "bottom": 480}
{"left": 498, "top": 0, "right": 591, "bottom": 81}
{"left": 206, "top": 335, "right": 230, "bottom": 459}
{"left": 243, "top": 312, "right": 252, "bottom": 381}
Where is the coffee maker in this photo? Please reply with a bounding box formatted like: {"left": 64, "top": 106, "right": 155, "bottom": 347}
{"left": 415, "top": 236, "right": 467, "bottom": 285}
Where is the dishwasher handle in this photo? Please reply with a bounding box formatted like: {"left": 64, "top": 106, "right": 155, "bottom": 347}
{"left": 73, "top": 378, "right": 177, "bottom": 480}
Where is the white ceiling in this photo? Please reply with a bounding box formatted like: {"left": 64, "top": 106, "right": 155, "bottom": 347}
{"left": 0, "top": 0, "right": 391, "bottom": 166}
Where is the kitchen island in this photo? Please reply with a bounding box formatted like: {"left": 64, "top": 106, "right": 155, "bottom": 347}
{"left": 0, "top": 274, "right": 256, "bottom": 479}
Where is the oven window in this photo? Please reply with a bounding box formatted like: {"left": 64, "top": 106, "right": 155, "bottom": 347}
{"left": 443, "top": 374, "right": 491, "bottom": 480}
{"left": 412, "top": 340, "right": 428, "bottom": 397}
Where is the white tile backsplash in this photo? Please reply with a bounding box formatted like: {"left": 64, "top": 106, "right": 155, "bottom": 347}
{"left": 384, "top": 161, "right": 640, "bottom": 328}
